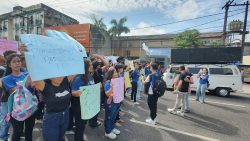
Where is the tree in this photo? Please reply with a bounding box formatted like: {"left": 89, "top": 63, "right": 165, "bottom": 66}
{"left": 175, "top": 29, "right": 201, "bottom": 48}
{"left": 109, "top": 17, "right": 130, "bottom": 37}
{"left": 91, "top": 15, "right": 107, "bottom": 32}
{"left": 109, "top": 17, "right": 130, "bottom": 56}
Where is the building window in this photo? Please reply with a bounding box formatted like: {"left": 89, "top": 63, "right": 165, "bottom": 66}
{"left": 36, "top": 27, "right": 41, "bottom": 34}
{"left": 30, "top": 16, "right": 33, "bottom": 24}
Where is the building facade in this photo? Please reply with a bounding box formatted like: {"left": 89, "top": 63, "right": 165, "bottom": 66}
{"left": 0, "top": 3, "right": 78, "bottom": 41}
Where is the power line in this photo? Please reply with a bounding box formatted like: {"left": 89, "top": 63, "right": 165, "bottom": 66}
{"left": 169, "top": 11, "right": 245, "bottom": 33}
{"left": 130, "top": 8, "right": 244, "bottom": 30}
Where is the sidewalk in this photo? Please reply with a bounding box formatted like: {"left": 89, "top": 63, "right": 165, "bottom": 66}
{"left": 242, "top": 83, "right": 250, "bottom": 94}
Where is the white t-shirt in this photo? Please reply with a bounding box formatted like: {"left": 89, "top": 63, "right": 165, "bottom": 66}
{"left": 145, "top": 76, "right": 153, "bottom": 95}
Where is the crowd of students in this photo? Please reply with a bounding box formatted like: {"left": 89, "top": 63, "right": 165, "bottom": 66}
{"left": 0, "top": 48, "right": 210, "bottom": 141}
{"left": 0, "top": 48, "right": 166, "bottom": 141}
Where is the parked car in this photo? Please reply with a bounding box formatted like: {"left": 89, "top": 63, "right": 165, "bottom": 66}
{"left": 163, "top": 64, "right": 243, "bottom": 97}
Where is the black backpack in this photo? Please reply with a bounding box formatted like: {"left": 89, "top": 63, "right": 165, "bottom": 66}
{"left": 153, "top": 75, "right": 167, "bottom": 97}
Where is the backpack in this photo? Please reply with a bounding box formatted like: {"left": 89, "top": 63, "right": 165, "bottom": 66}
{"left": 151, "top": 74, "right": 167, "bottom": 97}
{"left": 7, "top": 77, "right": 38, "bottom": 121}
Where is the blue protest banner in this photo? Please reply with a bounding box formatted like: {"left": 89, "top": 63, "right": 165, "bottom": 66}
{"left": 80, "top": 83, "right": 101, "bottom": 120}
{"left": 46, "top": 30, "right": 88, "bottom": 57}
{"left": 20, "top": 34, "right": 85, "bottom": 81}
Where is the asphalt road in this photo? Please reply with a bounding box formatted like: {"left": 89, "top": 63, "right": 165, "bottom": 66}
{"left": 8, "top": 89, "right": 250, "bottom": 141}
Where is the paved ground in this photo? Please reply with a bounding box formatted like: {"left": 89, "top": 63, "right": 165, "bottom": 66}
{"left": 8, "top": 90, "right": 250, "bottom": 141}
{"left": 242, "top": 83, "right": 250, "bottom": 94}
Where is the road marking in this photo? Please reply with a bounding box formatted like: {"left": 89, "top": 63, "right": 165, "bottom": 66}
{"left": 191, "top": 99, "right": 246, "bottom": 108}
{"left": 130, "top": 118, "right": 220, "bottom": 141}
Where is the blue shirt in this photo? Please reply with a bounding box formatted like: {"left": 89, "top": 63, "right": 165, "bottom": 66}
{"left": 72, "top": 75, "right": 94, "bottom": 91}
{"left": 131, "top": 70, "right": 140, "bottom": 82}
{"left": 145, "top": 67, "right": 151, "bottom": 76}
{"left": 104, "top": 81, "right": 111, "bottom": 92}
{"left": 2, "top": 72, "right": 28, "bottom": 92}
{"left": 199, "top": 74, "right": 209, "bottom": 84}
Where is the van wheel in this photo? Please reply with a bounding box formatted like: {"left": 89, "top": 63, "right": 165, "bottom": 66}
{"left": 216, "top": 88, "right": 230, "bottom": 97}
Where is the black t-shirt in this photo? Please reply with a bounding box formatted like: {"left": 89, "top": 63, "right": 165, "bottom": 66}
{"left": 93, "top": 68, "right": 103, "bottom": 84}
{"left": 179, "top": 72, "right": 190, "bottom": 92}
{"left": 42, "top": 77, "right": 71, "bottom": 113}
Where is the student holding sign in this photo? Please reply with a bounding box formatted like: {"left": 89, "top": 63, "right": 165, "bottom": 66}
{"left": 104, "top": 67, "right": 121, "bottom": 139}
{"left": 33, "top": 76, "right": 74, "bottom": 141}
{"left": 0, "top": 54, "right": 36, "bottom": 141}
{"left": 71, "top": 59, "right": 95, "bottom": 141}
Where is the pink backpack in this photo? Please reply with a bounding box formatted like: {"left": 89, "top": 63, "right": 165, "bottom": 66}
{"left": 7, "top": 79, "right": 38, "bottom": 121}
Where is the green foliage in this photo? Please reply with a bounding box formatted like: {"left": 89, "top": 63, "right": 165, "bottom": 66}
{"left": 175, "top": 29, "right": 201, "bottom": 48}
{"left": 109, "top": 17, "right": 130, "bottom": 37}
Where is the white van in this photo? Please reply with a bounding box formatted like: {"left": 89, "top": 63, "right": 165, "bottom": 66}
{"left": 163, "top": 64, "right": 243, "bottom": 97}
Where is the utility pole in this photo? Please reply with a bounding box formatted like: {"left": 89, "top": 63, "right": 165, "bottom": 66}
{"left": 222, "top": 0, "right": 234, "bottom": 46}
{"left": 222, "top": 0, "right": 250, "bottom": 62}
{"left": 242, "top": 0, "right": 249, "bottom": 56}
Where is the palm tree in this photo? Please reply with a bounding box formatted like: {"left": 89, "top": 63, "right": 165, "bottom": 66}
{"left": 109, "top": 17, "right": 130, "bottom": 37}
{"left": 109, "top": 17, "right": 130, "bottom": 55}
{"left": 91, "top": 15, "right": 107, "bottom": 32}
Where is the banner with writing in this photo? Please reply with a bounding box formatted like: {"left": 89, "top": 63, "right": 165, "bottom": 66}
{"left": 124, "top": 72, "right": 132, "bottom": 89}
{"left": 0, "top": 39, "right": 19, "bottom": 55}
{"left": 80, "top": 83, "right": 101, "bottom": 120}
{"left": 111, "top": 77, "right": 124, "bottom": 103}
{"left": 20, "top": 34, "right": 85, "bottom": 81}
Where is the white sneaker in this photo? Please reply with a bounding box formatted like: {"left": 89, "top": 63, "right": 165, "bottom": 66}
{"left": 134, "top": 102, "right": 139, "bottom": 105}
{"left": 177, "top": 111, "right": 185, "bottom": 117}
{"left": 145, "top": 118, "right": 156, "bottom": 125}
{"left": 112, "top": 128, "right": 121, "bottom": 135}
{"left": 105, "top": 132, "right": 117, "bottom": 139}
{"left": 65, "top": 130, "right": 75, "bottom": 135}
{"left": 168, "top": 108, "right": 177, "bottom": 115}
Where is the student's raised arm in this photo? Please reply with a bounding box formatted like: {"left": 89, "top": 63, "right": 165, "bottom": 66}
{"left": 33, "top": 80, "right": 45, "bottom": 92}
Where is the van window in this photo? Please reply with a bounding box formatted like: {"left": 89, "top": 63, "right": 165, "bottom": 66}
{"left": 209, "top": 68, "right": 233, "bottom": 75}
{"left": 188, "top": 68, "right": 202, "bottom": 74}
{"left": 170, "top": 67, "right": 180, "bottom": 74}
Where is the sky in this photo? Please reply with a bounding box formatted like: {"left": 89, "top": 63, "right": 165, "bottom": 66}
{"left": 0, "top": 0, "right": 249, "bottom": 38}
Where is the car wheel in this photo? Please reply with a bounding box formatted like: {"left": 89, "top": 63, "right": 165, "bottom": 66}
{"left": 216, "top": 88, "right": 230, "bottom": 97}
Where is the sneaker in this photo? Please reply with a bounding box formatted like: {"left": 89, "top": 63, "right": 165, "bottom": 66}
{"left": 112, "top": 128, "right": 121, "bottom": 135}
{"left": 184, "top": 110, "right": 190, "bottom": 113}
{"left": 168, "top": 108, "right": 177, "bottom": 115}
{"left": 130, "top": 99, "right": 134, "bottom": 102}
{"left": 134, "top": 102, "right": 139, "bottom": 105}
{"left": 177, "top": 111, "right": 185, "bottom": 117}
{"left": 145, "top": 118, "right": 156, "bottom": 125}
{"left": 89, "top": 121, "right": 102, "bottom": 128}
{"left": 65, "top": 130, "right": 75, "bottom": 135}
{"left": 105, "top": 132, "right": 117, "bottom": 139}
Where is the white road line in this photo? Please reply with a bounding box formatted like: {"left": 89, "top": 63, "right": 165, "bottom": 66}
{"left": 130, "top": 118, "right": 220, "bottom": 141}
{"left": 191, "top": 99, "right": 246, "bottom": 108}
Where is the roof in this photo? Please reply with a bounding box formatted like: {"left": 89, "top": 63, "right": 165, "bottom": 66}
{"left": 200, "top": 32, "right": 223, "bottom": 38}
{"left": 118, "top": 34, "right": 175, "bottom": 40}
{"left": 0, "top": 3, "right": 78, "bottom": 23}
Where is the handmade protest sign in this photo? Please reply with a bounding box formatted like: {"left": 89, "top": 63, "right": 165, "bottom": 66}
{"left": 0, "top": 39, "right": 19, "bottom": 55}
{"left": 80, "top": 83, "right": 101, "bottom": 120}
{"left": 124, "top": 72, "right": 132, "bottom": 89}
{"left": 46, "top": 30, "right": 87, "bottom": 57}
{"left": 111, "top": 77, "right": 124, "bottom": 103}
{"left": 20, "top": 34, "right": 85, "bottom": 81}
{"left": 129, "top": 61, "right": 135, "bottom": 70}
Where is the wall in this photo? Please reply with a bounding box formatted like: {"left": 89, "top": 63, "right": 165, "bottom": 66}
{"left": 44, "top": 24, "right": 91, "bottom": 53}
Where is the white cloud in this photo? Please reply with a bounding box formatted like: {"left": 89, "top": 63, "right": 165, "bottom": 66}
{"left": 122, "top": 21, "right": 166, "bottom": 36}
{"left": 0, "top": 0, "right": 223, "bottom": 23}
{"left": 173, "top": 0, "right": 200, "bottom": 20}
